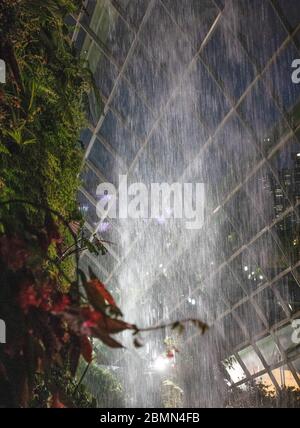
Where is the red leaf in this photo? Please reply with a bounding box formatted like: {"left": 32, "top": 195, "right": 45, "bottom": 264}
{"left": 93, "top": 331, "right": 124, "bottom": 349}
{"left": 18, "top": 282, "right": 41, "bottom": 312}
{"left": 91, "top": 279, "right": 115, "bottom": 305}
{"left": 80, "top": 307, "right": 134, "bottom": 349}
{"left": 81, "top": 307, "right": 102, "bottom": 323}
{"left": 83, "top": 279, "right": 118, "bottom": 312}
{"left": 97, "top": 317, "right": 136, "bottom": 335}
{"left": 51, "top": 295, "right": 70, "bottom": 314}
{"left": 80, "top": 336, "right": 93, "bottom": 363}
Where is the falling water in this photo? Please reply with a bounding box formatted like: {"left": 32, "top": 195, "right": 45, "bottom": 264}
{"left": 77, "top": 0, "right": 300, "bottom": 407}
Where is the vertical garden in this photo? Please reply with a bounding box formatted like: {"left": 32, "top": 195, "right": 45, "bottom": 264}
{"left": 0, "top": 0, "right": 129, "bottom": 407}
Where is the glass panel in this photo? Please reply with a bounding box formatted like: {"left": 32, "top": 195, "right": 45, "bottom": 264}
{"left": 187, "top": 59, "right": 231, "bottom": 133}
{"left": 275, "top": 324, "right": 300, "bottom": 358}
{"left": 162, "top": 0, "right": 219, "bottom": 51}
{"left": 77, "top": 191, "right": 98, "bottom": 227}
{"left": 125, "top": 42, "right": 172, "bottom": 112}
{"left": 80, "top": 253, "right": 109, "bottom": 280}
{"left": 224, "top": 189, "right": 266, "bottom": 243}
{"left": 192, "top": 229, "right": 224, "bottom": 277}
{"left": 276, "top": 0, "right": 300, "bottom": 31}
{"left": 235, "top": 302, "right": 266, "bottom": 338}
{"left": 191, "top": 286, "right": 219, "bottom": 324}
{"left": 80, "top": 164, "right": 101, "bottom": 197}
{"left": 275, "top": 273, "right": 300, "bottom": 315}
{"left": 214, "top": 0, "right": 224, "bottom": 10}
{"left": 205, "top": 276, "right": 229, "bottom": 317}
{"left": 89, "top": 250, "right": 118, "bottom": 277}
{"left": 160, "top": 87, "right": 209, "bottom": 173}
{"left": 245, "top": 164, "right": 277, "bottom": 224}
{"left": 65, "top": 14, "right": 76, "bottom": 27}
{"left": 294, "top": 266, "right": 300, "bottom": 286}
{"left": 208, "top": 208, "right": 241, "bottom": 262}
{"left": 223, "top": 0, "right": 288, "bottom": 70}
{"left": 159, "top": 126, "right": 189, "bottom": 180}
{"left": 221, "top": 313, "right": 246, "bottom": 349}
{"left": 254, "top": 286, "right": 287, "bottom": 327}
{"left": 238, "top": 79, "right": 288, "bottom": 154}
{"left": 223, "top": 355, "right": 247, "bottom": 384}
{"left": 91, "top": 51, "right": 119, "bottom": 99}
{"left": 271, "top": 212, "right": 299, "bottom": 266}
{"left": 79, "top": 128, "right": 93, "bottom": 149}
{"left": 263, "top": 41, "right": 300, "bottom": 122}
{"left": 139, "top": 1, "right": 193, "bottom": 77}
{"left": 114, "top": 0, "right": 149, "bottom": 28}
{"left": 130, "top": 127, "right": 175, "bottom": 185}
{"left": 183, "top": 288, "right": 210, "bottom": 325}
{"left": 80, "top": 30, "right": 93, "bottom": 58}
{"left": 248, "top": 231, "right": 289, "bottom": 282}
{"left": 88, "top": 137, "right": 126, "bottom": 185}
{"left": 217, "top": 266, "right": 247, "bottom": 307}
{"left": 90, "top": 2, "right": 134, "bottom": 65}
{"left": 230, "top": 249, "right": 266, "bottom": 294}
{"left": 256, "top": 335, "right": 283, "bottom": 366}
{"left": 295, "top": 27, "right": 300, "bottom": 50}
{"left": 238, "top": 346, "right": 265, "bottom": 375}
{"left": 111, "top": 78, "right": 154, "bottom": 139}
{"left": 199, "top": 143, "right": 223, "bottom": 210}
{"left": 87, "top": 87, "right": 104, "bottom": 127}
{"left": 254, "top": 373, "right": 276, "bottom": 395}
{"left": 98, "top": 110, "right": 140, "bottom": 166}
{"left": 213, "top": 114, "right": 261, "bottom": 196}
{"left": 272, "top": 365, "right": 300, "bottom": 390}
{"left": 269, "top": 137, "right": 300, "bottom": 207}
{"left": 201, "top": 17, "right": 256, "bottom": 101}
{"left": 74, "top": 27, "right": 88, "bottom": 53}
{"left": 80, "top": 0, "right": 97, "bottom": 27}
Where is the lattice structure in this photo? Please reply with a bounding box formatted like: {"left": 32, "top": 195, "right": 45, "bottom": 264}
{"left": 71, "top": 0, "right": 300, "bottom": 401}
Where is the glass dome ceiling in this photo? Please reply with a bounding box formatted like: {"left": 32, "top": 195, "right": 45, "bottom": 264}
{"left": 72, "top": 0, "right": 300, "bottom": 406}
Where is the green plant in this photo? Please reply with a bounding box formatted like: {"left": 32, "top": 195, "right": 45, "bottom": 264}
{"left": 0, "top": 0, "right": 97, "bottom": 222}
{"left": 77, "top": 359, "right": 125, "bottom": 408}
